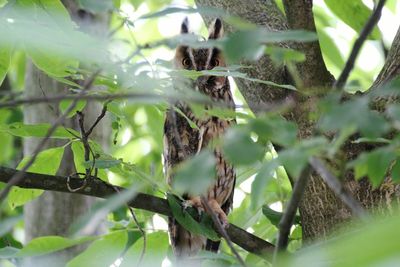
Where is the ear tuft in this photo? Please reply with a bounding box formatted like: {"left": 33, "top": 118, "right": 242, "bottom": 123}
{"left": 208, "top": 18, "right": 223, "bottom": 39}
{"left": 181, "top": 17, "right": 189, "bottom": 34}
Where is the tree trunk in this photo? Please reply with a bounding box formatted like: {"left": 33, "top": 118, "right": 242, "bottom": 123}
{"left": 23, "top": 1, "right": 110, "bottom": 265}
{"left": 195, "top": 0, "right": 400, "bottom": 240}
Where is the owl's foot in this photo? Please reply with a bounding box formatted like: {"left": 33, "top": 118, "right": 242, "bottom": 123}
{"left": 207, "top": 198, "right": 229, "bottom": 228}
{"left": 182, "top": 196, "right": 204, "bottom": 216}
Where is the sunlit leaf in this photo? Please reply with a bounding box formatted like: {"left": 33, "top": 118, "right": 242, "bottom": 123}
{"left": 67, "top": 231, "right": 127, "bottom": 267}
{"left": 0, "top": 122, "right": 78, "bottom": 138}
{"left": 8, "top": 146, "right": 65, "bottom": 208}
{"left": 324, "top": 0, "right": 380, "bottom": 40}
{"left": 13, "top": 236, "right": 97, "bottom": 258}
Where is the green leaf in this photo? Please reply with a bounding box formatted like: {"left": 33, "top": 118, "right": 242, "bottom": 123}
{"left": 251, "top": 160, "right": 278, "bottom": 210}
{"left": 0, "top": 122, "right": 78, "bottom": 138}
{"left": 78, "top": 0, "right": 113, "bottom": 13}
{"left": 14, "top": 236, "right": 96, "bottom": 258}
{"left": 284, "top": 214, "right": 400, "bottom": 267}
{"left": 119, "top": 231, "right": 169, "bottom": 267}
{"left": 0, "top": 215, "right": 23, "bottom": 237}
{"left": 0, "top": 45, "right": 11, "bottom": 85}
{"left": 324, "top": 0, "right": 380, "bottom": 40}
{"left": 279, "top": 137, "right": 327, "bottom": 178}
{"left": 69, "top": 183, "right": 141, "bottom": 237}
{"left": 59, "top": 100, "right": 87, "bottom": 118}
{"left": 222, "top": 29, "right": 317, "bottom": 63}
{"left": 265, "top": 46, "right": 306, "bottom": 64}
{"left": 250, "top": 116, "right": 298, "bottom": 146}
{"left": 0, "top": 247, "right": 19, "bottom": 259}
{"left": 9, "top": 146, "right": 65, "bottom": 208}
{"left": 319, "top": 96, "right": 389, "bottom": 138}
{"left": 350, "top": 147, "right": 396, "bottom": 187}
{"left": 172, "top": 150, "right": 216, "bottom": 196}
{"left": 67, "top": 231, "right": 127, "bottom": 267}
{"left": 167, "top": 194, "right": 219, "bottom": 241}
{"left": 262, "top": 205, "right": 301, "bottom": 227}
{"left": 391, "top": 159, "right": 400, "bottom": 183}
{"left": 223, "top": 127, "right": 265, "bottom": 165}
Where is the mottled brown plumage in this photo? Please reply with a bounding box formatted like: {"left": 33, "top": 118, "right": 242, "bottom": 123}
{"left": 163, "top": 18, "right": 236, "bottom": 259}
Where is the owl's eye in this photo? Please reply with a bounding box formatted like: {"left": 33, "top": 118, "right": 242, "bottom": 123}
{"left": 210, "top": 58, "right": 219, "bottom": 68}
{"left": 182, "top": 57, "right": 191, "bottom": 67}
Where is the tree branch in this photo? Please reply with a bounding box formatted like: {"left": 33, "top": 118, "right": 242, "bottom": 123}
{"left": 334, "top": 0, "right": 386, "bottom": 89}
{"left": 309, "top": 157, "right": 368, "bottom": 220}
{"left": 274, "top": 165, "right": 310, "bottom": 260}
{"left": 0, "top": 166, "right": 275, "bottom": 258}
{"left": 282, "top": 0, "right": 334, "bottom": 87}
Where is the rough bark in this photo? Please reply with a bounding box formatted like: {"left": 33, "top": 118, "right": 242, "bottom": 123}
{"left": 194, "top": 0, "right": 400, "bottom": 240}
{"left": 23, "top": 1, "right": 110, "bottom": 265}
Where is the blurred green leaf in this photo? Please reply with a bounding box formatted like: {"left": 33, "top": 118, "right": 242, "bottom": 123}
{"left": 69, "top": 183, "right": 141, "bottom": 237}
{"left": 223, "top": 127, "right": 265, "bottom": 165}
{"left": 172, "top": 150, "right": 216, "bottom": 196}
{"left": 167, "top": 194, "right": 219, "bottom": 241}
{"left": 0, "top": 122, "right": 78, "bottom": 138}
{"left": 9, "top": 146, "right": 65, "bottom": 208}
{"left": 11, "top": 236, "right": 97, "bottom": 258}
{"left": 324, "top": 0, "right": 380, "bottom": 40}
{"left": 262, "top": 205, "right": 300, "bottom": 227}
{"left": 391, "top": 159, "right": 400, "bottom": 183}
{"left": 223, "top": 29, "right": 317, "bottom": 63}
{"left": 0, "top": 45, "right": 10, "bottom": 84}
{"left": 319, "top": 95, "right": 390, "bottom": 138}
{"left": 120, "top": 231, "right": 169, "bottom": 267}
{"left": 59, "top": 100, "right": 87, "bottom": 118}
{"left": 350, "top": 147, "right": 396, "bottom": 187}
{"left": 283, "top": 214, "right": 400, "bottom": 267}
{"left": 78, "top": 0, "right": 113, "bottom": 13}
{"left": 0, "top": 214, "right": 23, "bottom": 237}
{"left": 250, "top": 116, "right": 298, "bottom": 146}
{"left": 279, "top": 137, "right": 327, "bottom": 178}
{"left": 251, "top": 160, "right": 277, "bottom": 210}
{"left": 67, "top": 231, "right": 127, "bottom": 267}
{"left": 265, "top": 46, "right": 305, "bottom": 64}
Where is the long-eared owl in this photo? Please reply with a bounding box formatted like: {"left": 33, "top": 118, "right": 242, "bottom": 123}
{"left": 163, "top": 17, "right": 236, "bottom": 260}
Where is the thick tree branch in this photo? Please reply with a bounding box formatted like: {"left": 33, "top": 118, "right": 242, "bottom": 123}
{"left": 0, "top": 166, "right": 275, "bottom": 258}
{"left": 282, "top": 0, "right": 334, "bottom": 87}
{"left": 334, "top": 0, "right": 386, "bottom": 89}
{"left": 371, "top": 26, "right": 400, "bottom": 90}
{"left": 309, "top": 157, "right": 367, "bottom": 219}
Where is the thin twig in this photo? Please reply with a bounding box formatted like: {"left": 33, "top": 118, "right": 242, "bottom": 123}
{"left": 273, "top": 165, "right": 311, "bottom": 263}
{"left": 334, "top": 0, "right": 386, "bottom": 89}
{"left": 0, "top": 91, "right": 295, "bottom": 113}
{"left": 200, "top": 196, "right": 248, "bottom": 267}
{"left": 0, "top": 70, "right": 100, "bottom": 204}
{"left": 309, "top": 157, "right": 368, "bottom": 220}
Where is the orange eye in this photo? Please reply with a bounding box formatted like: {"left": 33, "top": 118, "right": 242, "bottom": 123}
{"left": 210, "top": 58, "right": 219, "bottom": 68}
{"left": 182, "top": 57, "right": 191, "bottom": 67}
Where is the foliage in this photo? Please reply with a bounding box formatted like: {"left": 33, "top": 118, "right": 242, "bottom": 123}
{"left": 0, "top": 0, "right": 399, "bottom": 266}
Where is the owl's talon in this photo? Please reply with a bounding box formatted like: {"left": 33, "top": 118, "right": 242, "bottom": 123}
{"left": 182, "top": 197, "right": 204, "bottom": 214}
{"left": 207, "top": 199, "right": 229, "bottom": 228}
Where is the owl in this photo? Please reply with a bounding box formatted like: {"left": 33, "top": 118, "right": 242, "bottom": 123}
{"left": 163, "top": 18, "right": 236, "bottom": 259}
